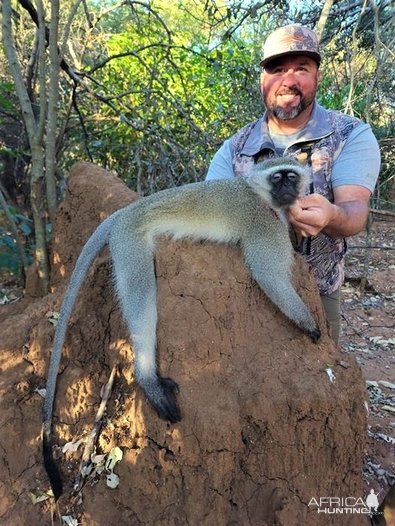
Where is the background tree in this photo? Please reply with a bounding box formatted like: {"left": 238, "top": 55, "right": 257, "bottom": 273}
{"left": 0, "top": 0, "right": 393, "bottom": 294}
{"left": 1, "top": 0, "right": 60, "bottom": 292}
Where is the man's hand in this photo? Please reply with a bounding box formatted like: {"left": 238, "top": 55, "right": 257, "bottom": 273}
{"left": 288, "top": 185, "right": 371, "bottom": 239}
{"left": 288, "top": 193, "right": 336, "bottom": 237}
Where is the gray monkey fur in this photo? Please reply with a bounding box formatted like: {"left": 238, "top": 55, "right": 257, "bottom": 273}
{"left": 42, "top": 157, "right": 320, "bottom": 499}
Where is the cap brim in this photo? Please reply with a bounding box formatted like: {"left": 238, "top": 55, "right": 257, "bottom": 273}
{"left": 260, "top": 50, "right": 321, "bottom": 68}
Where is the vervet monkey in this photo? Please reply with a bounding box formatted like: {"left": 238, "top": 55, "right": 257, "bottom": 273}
{"left": 43, "top": 157, "right": 320, "bottom": 499}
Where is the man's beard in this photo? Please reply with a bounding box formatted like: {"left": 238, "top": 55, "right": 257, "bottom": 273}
{"left": 264, "top": 88, "right": 315, "bottom": 120}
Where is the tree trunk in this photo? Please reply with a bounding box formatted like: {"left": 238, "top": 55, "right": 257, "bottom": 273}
{"left": 30, "top": 143, "right": 50, "bottom": 295}
{"left": 315, "top": 0, "right": 334, "bottom": 42}
{"left": 2, "top": 0, "right": 50, "bottom": 294}
{"left": 45, "top": 0, "right": 60, "bottom": 225}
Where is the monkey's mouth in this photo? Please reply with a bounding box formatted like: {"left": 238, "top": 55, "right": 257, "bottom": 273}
{"left": 274, "top": 192, "right": 298, "bottom": 206}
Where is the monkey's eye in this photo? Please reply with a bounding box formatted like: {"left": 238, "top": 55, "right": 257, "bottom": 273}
{"left": 286, "top": 172, "right": 298, "bottom": 180}
{"left": 271, "top": 172, "right": 283, "bottom": 182}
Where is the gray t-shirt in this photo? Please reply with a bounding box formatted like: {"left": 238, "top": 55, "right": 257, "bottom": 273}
{"left": 206, "top": 123, "right": 380, "bottom": 193}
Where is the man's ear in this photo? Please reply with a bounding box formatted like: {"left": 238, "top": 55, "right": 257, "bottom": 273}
{"left": 259, "top": 71, "right": 266, "bottom": 99}
{"left": 259, "top": 71, "right": 264, "bottom": 90}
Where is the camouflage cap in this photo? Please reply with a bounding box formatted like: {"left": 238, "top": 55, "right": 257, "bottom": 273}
{"left": 260, "top": 24, "right": 321, "bottom": 68}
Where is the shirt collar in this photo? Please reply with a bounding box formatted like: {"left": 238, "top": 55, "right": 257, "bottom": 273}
{"left": 240, "top": 102, "right": 333, "bottom": 156}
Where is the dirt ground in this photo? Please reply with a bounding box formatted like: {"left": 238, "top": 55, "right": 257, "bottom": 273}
{"left": 340, "top": 217, "right": 395, "bottom": 499}
{"left": 0, "top": 170, "right": 394, "bottom": 524}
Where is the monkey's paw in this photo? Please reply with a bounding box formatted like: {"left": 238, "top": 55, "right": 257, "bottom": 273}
{"left": 144, "top": 376, "right": 181, "bottom": 423}
{"left": 309, "top": 328, "right": 321, "bottom": 343}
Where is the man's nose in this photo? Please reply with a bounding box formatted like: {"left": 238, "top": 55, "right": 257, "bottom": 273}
{"left": 282, "top": 69, "right": 297, "bottom": 84}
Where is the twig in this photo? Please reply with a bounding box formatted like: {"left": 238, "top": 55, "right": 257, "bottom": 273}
{"left": 369, "top": 208, "right": 395, "bottom": 218}
{"left": 73, "top": 364, "right": 118, "bottom": 494}
{"left": 348, "top": 245, "right": 395, "bottom": 250}
{"left": 360, "top": 210, "right": 373, "bottom": 292}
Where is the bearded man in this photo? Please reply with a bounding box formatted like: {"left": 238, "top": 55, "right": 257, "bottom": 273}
{"left": 206, "top": 24, "right": 381, "bottom": 343}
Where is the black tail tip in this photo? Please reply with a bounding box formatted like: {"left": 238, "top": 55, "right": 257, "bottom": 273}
{"left": 43, "top": 438, "right": 63, "bottom": 501}
{"left": 309, "top": 328, "right": 321, "bottom": 343}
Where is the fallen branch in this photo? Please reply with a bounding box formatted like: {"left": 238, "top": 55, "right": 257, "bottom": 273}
{"left": 348, "top": 245, "right": 395, "bottom": 250}
{"left": 369, "top": 208, "right": 395, "bottom": 218}
{"left": 73, "top": 364, "right": 118, "bottom": 494}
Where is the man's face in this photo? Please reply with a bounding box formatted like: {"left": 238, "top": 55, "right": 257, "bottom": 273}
{"left": 260, "top": 55, "right": 320, "bottom": 121}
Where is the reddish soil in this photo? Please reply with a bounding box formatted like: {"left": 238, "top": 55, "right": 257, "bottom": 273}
{"left": 341, "top": 218, "right": 395, "bottom": 504}
{"left": 0, "top": 162, "right": 393, "bottom": 525}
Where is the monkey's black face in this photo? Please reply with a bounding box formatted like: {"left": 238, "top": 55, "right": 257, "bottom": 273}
{"left": 270, "top": 171, "right": 300, "bottom": 207}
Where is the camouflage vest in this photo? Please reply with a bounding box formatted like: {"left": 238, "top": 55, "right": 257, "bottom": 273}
{"left": 231, "top": 103, "right": 362, "bottom": 295}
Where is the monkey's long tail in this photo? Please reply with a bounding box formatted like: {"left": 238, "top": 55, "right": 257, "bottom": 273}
{"left": 42, "top": 212, "right": 120, "bottom": 500}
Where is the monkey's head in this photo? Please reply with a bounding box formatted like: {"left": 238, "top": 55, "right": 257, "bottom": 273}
{"left": 247, "top": 158, "right": 311, "bottom": 209}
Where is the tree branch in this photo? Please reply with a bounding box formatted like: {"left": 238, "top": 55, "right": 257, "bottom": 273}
{"left": 36, "top": 0, "right": 47, "bottom": 145}
{"left": 2, "top": 0, "right": 38, "bottom": 140}
{"left": 45, "top": 0, "right": 60, "bottom": 223}
{"left": 221, "top": 2, "right": 269, "bottom": 41}
{"left": 87, "top": 43, "right": 213, "bottom": 74}
{"left": 315, "top": 0, "right": 335, "bottom": 43}
{"left": 17, "top": 0, "right": 81, "bottom": 82}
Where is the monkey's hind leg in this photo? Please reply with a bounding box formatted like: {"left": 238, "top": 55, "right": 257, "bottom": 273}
{"left": 110, "top": 234, "right": 181, "bottom": 423}
{"left": 243, "top": 238, "right": 321, "bottom": 342}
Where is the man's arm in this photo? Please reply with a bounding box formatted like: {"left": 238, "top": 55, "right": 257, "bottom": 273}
{"left": 205, "top": 139, "right": 234, "bottom": 180}
{"left": 288, "top": 185, "right": 371, "bottom": 239}
{"left": 289, "top": 123, "right": 380, "bottom": 239}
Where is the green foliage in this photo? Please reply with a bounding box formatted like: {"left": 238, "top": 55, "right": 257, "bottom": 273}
{"left": 317, "top": 76, "right": 370, "bottom": 118}
{"left": 62, "top": 2, "right": 270, "bottom": 193}
{"left": 0, "top": 208, "right": 32, "bottom": 278}
{"left": 0, "top": 81, "right": 15, "bottom": 112}
{"left": 1, "top": 0, "right": 393, "bottom": 287}
{"left": 2, "top": 0, "right": 393, "bottom": 210}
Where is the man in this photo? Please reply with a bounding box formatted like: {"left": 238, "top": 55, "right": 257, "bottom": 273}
{"left": 206, "top": 24, "right": 381, "bottom": 343}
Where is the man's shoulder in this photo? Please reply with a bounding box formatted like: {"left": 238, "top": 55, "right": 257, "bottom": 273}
{"left": 232, "top": 117, "right": 263, "bottom": 138}
{"left": 230, "top": 116, "right": 267, "bottom": 154}
{"left": 316, "top": 104, "right": 363, "bottom": 127}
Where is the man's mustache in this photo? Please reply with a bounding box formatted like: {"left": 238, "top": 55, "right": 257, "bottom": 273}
{"left": 276, "top": 88, "right": 303, "bottom": 96}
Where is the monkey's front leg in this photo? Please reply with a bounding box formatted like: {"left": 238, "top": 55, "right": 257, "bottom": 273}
{"left": 242, "top": 236, "right": 321, "bottom": 342}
